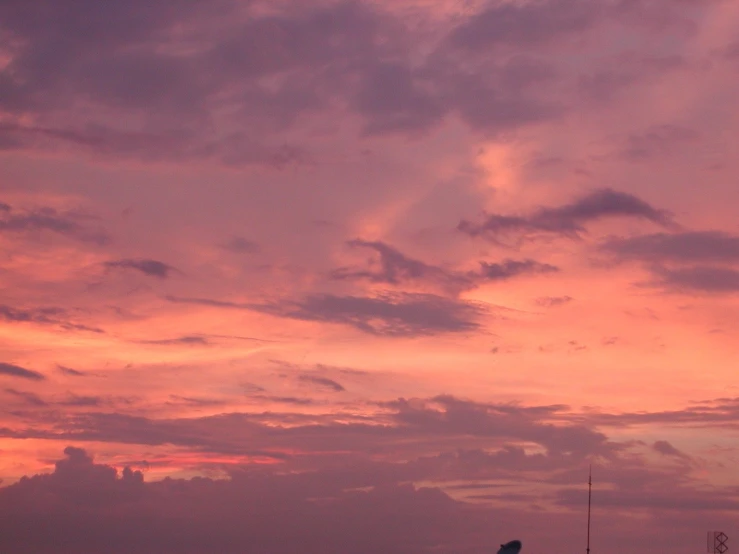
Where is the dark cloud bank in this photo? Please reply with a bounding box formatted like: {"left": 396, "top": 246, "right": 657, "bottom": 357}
{"left": 601, "top": 231, "right": 739, "bottom": 293}
{"left": 0, "top": 0, "right": 712, "bottom": 165}
{"left": 2, "top": 394, "right": 739, "bottom": 553}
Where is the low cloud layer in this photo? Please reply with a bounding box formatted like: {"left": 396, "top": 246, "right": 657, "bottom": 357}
{"left": 2, "top": 0, "right": 739, "bottom": 552}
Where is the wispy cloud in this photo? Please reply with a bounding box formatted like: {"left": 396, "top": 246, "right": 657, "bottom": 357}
{"left": 0, "top": 201, "right": 109, "bottom": 244}
{"left": 104, "top": 259, "right": 177, "bottom": 278}
{"left": 0, "top": 304, "right": 104, "bottom": 334}
{"left": 602, "top": 231, "right": 739, "bottom": 264}
{"left": 331, "top": 240, "right": 559, "bottom": 293}
{"left": 299, "top": 375, "right": 345, "bottom": 392}
{"left": 255, "top": 293, "right": 484, "bottom": 336}
{"left": 0, "top": 362, "right": 45, "bottom": 381}
{"left": 459, "top": 189, "right": 673, "bottom": 242}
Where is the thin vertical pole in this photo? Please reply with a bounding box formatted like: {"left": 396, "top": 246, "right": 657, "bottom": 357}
{"left": 586, "top": 465, "right": 592, "bottom": 554}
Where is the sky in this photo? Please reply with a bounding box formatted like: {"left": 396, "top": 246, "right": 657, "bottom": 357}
{"left": 1, "top": 0, "right": 739, "bottom": 552}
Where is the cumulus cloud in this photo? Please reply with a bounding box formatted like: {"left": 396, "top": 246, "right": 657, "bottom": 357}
{"left": 0, "top": 395, "right": 733, "bottom": 553}
{"left": 0, "top": 446, "right": 511, "bottom": 554}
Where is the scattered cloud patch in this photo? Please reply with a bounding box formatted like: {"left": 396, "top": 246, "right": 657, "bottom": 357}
{"left": 601, "top": 231, "right": 739, "bottom": 264}
{"left": 299, "top": 375, "right": 346, "bottom": 393}
{"left": 652, "top": 440, "right": 690, "bottom": 460}
{"left": 0, "top": 304, "right": 104, "bottom": 334}
{"left": 140, "top": 335, "right": 210, "bottom": 346}
{"left": 650, "top": 265, "right": 739, "bottom": 294}
{"left": 4, "top": 388, "right": 47, "bottom": 406}
{"left": 459, "top": 189, "right": 672, "bottom": 242}
{"left": 56, "top": 365, "right": 87, "bottom": 377}
{"left": 332, "top": 240, "right": 559, "bottom": 293}
{"left": 448, "top": 0, "right": 600, "bottom": 51}
{"left": 0, "top": 362, "right": 45, "bottom": 381}
{"left": 620, "top": 124, "right": 699, "bottom": 161}
{"left": 476, "top": 259, "right": 559, "bottom": 280}
{"left": 536, "top": 296, "right": 573, "bottom": 307}
{"left": 105, "top": 258, "right": 177, "bottom": 278}
{"left": 330, "top": 239, "right": 468, "bottom": 291}
{"left": 255, "top": 293, "right": 484, "bottom": 336}
{"left": 0, "top": 201, "right": 110, "bottom": 244}
{"left": 221, "top": 236, "right": 260, "bottom": 254}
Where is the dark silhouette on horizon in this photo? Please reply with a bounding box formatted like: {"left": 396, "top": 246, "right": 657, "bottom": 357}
{"left": 498, "top": 540, "right": 522, "bottom": 554}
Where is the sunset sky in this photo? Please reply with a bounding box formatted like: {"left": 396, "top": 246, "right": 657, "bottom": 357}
{"left": 2, "top": 0, "right": 739, "bottom": 552}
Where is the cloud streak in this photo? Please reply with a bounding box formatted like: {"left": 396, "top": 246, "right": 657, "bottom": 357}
{"left": 331, "top": 240, "right": 559, "bottom": 293}
{"left": 104, "top": 259, "right": 177, "bottom": 279}
{"left": 0, "top": 363, "right": 45, "bottom": 381}
{"left": 0, "top": 201, "right": 109, "bottom": 244}
{"left": 459, "top": 189, "right": 673, "bottom": 242}
{"left": 256, "top": 293, "right": 484, "bottom": 336}
{"left": 602, "top": 231, "right": 739, "bottom": 264}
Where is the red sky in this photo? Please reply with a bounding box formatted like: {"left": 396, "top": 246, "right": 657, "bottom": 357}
{"left": 1, "top": 0, "right": 739, "bottom": 552}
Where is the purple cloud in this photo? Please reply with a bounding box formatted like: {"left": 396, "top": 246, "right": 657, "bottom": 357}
{"left": 330, "top": 239, "right": 471, "bottom": 292}
{"left": 166, "top": 292, "right": 484, "bottom": 336}
{"left": 140, "top": 336, "right": 210, "bottom": 346}
{"left": 459, "top": 189, "right": 673, "bottom": 241}
{"left": 652, "top": 440, "right": 690, "bottom": 460}
{"left": 104, "top": 258, "right": 176, "bottom": 279}
{"left": 535, "top": 296, "right": 573, "bottom": 307}
{"left": 650, "top": 265, "right": 739, "bottom": 293}
{"left": 4, "top": 388, "right": 47, "bottom": 406}
{"left": 257, "top": 293, "right": 484, "bottom": 336}
{"left": 331, "top": 240, "right": 559, "bottom": 292}
{"left": 601, "top": 231, "right": 739, "bottom": 264}
{"left": 56, "top": 365, "right": 87, "bottom": 377}
{"left": 477, "top": 259, "right": 559, "bottom": 280}
{"left": 0, "top": 362, "right": 45, "bottom": 381}
{"left": 299, "top": 375, "right": 346, "bottom": 393}
{"left": 620, "top": 124, "right": 699, "bottom": 161}
{"left": 449, "top": 0, "right": 599, "bottom": 51}
{"left": 220, "top": 236, "right": 260, "bottom": 254}
{"left": 0, "top": 304, "right": 104, "bottom": 334}
{"left": 0, "top": 201, "right": 109, "bottom": 245}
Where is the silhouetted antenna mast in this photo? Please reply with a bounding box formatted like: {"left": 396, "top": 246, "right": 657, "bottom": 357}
{"left": 708, "top": 531, "right": 729, "bottom": 554}
{"left": 586, "top": 465, "right": 592, "bottom": 554}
